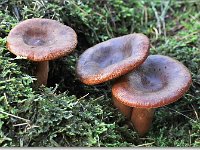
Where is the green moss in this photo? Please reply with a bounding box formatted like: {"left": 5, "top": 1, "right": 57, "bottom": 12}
{"left": 0, "top": 0, "right": 199, "bottom": 147}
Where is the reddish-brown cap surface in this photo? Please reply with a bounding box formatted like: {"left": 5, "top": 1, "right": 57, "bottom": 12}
{"left": 112, "top": 55, "right": 192, "bottom": 108}
{"left": 7, "top": 18, "right": 77, "bottom": 61}
{"left": 76, "top": 33, "right": 150, "bottom": 85}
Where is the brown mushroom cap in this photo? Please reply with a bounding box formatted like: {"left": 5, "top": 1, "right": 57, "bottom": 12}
{"left": 76, "top": 33, "right": 150, "bottom": 85}
{"left": 112, "top": 55, "right": 192, "bottom": 108}
{"left": 6, "top": 18, "right": 77, "bottom": 61}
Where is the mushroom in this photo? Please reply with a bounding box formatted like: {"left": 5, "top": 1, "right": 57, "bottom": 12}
{"left": 76, "top": 33, "right": 150, "bottom": 85}
{"left": 6, "top": 18, "right": 77, "bottom": 86}
{"left": 112, "top": 55, "right": 192, "bottom": 136}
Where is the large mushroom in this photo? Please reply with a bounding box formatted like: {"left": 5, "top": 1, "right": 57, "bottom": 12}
{"left": 76, "top": 33, "right": 150, "bottom": 85}
{"left": 112, "top": 55, "right": 192, "bottom": 136}
{"left": 7, "top": 18, "right": 77, "bottom": 86}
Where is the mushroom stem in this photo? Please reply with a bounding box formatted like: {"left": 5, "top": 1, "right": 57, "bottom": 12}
{"left": 113, "top": 96, "right": 132, "bottom": 119}
{"left": 131, "top": 108, "right": 155, "bottom": 136}
{"left": 35, "top": 61, "right": 49, "bottom": 86}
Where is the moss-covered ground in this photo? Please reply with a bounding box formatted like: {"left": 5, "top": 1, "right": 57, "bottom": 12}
{"left": 0, "top": 0, "right": 199, "bottom": 147}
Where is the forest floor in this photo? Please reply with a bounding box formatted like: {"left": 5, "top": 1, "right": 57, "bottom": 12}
{"left": 0, "top": 0, "right": 199, "bottom": 147}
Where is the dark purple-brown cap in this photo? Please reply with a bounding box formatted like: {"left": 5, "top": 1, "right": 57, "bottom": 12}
{"left": 76, "top": 33, "right": 150, "bottom": 85}
{"left": 6, "top": 18, "right": 77, "bottom": 61}
{"left": 112, "top": 55, "right": 192, "bottom": 108}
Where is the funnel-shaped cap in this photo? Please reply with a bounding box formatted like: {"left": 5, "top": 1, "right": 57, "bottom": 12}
{"left": 112, "top": 55, "right": 192, "bottom": 108}
{"left": 76, "top": 33, "right": 150, "bottom": 85}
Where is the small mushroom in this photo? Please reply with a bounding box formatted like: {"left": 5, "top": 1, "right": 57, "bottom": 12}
{"left": 112, "top": 55, "right": 192, "bottom": 136}
{"left": 7, "top": 18, "right": 77, "bottom": 86}
{"left": 76, "top": 33, "right": 150, "bottom": 85}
